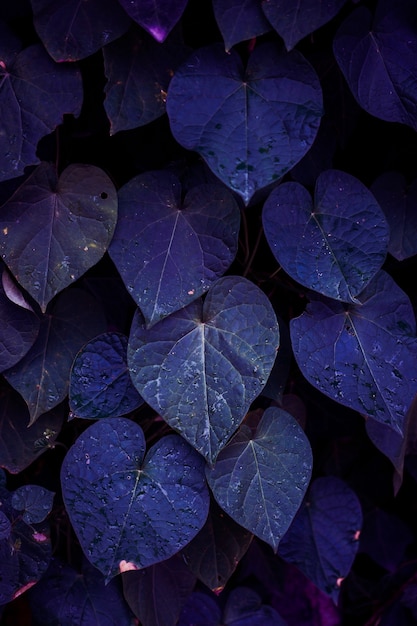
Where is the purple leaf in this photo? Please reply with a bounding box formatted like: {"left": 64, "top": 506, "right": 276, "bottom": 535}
{"left": 11, "top": 484, "right": 54, "bottom": 524}
{"left": 263, "top": 170, "right": 389, "bottom": 302}
{"left": 116, "top": 0, "right": 187, "bottom": 42}
{"left": 31, "top": 0, "right": 131, "bottom": 62}
{"left": 127, "top": 276, "right": 280, "bottom": 464}
{"left": 166, "top": 42, "right": 323, "bottom": 204}
{"left": 212, "top": 0, "right": 271, "bottom": 52}
{"left": 108, "top": 171, "right": 240, "bottom": 326}
{"left": 0, "top": 162, "right": 118, "bottom": 312}
{"left": 333, "top": 2, "right": 417, "bottom": 129}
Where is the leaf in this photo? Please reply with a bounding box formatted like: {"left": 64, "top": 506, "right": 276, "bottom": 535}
{"left": 178, "top": 591, "right": 221, "bottom": 626}
{"left": 212, "top": 0, "right": 271, "bottom": 52}
{"left": 263, "top": 170, "right": 389, "bottom": 302}
{"left": 61, "top": 417, "right": 210, "bottom": 581}
{"left": 122, "top": 554, "right": 196, "bottom": 626}
{"left": 116, "top": 0, "right": 187, "bottom": 42}
{"left": 166, "top": 42, "right": 323, "bottom": 204}
{"left": 3, "top": 288, "right": 107, "bottom": 425}
{"left": 278, "top": 476, "right": 363, "bottom": 602}
{"left": 262, "top": 0, "right": 348, "bottom": 51}
{"left": 108, "top": 171, "right": 240, "bottom": 326}
{"left": 333, "top": 2, "right": 417, "bottom": 130}
{"left": 0, "top": 30, "right": 83, "bottom": 182}
{"left": 181, "top": 499, "right": 253, "bottom": 592}
{"left": 371, "top": 171, "right": 417, "bottom": 261}
{"left": 29, "top": 558, "right": 134, "bottom": 625}
{"left": 206, "top": 406, "right": 313, "bottom": 551}
{"left": 31, "top": 0, "right": 131, "bottom": 62}
{"left": 128, "top": 275, "right": 280, "bottom": 464}
{"left": 0, "top": 162, "right": 118, "bottom": 312}
{"left": 103, "top": 26, "right": 190, "bottom": 134}
{"left": 11, "top": 485, "right": 55, "bottom": 524}
{"left": 290, "top": 271, "right": 417, "bottom": 435}
{"left": 69, "top": 332, "right": 143, "bottom": 420}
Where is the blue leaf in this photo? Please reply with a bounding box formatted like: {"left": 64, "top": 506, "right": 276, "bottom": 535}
{"left": 61, "top": 417, "right": 210, "bottom": 581}
{"left": 279, "top": 476, "right": 363, "bottom": 602}
{"left": 206, "top": 407, "right": 312, "bottom": 551}
{"left": 290, "top": 271, "right": 417, "bottom": 435}
{"left": 263, "top": 170, "right": 389, "bottom": 302}
{"left": 108, "top": 171, "right": 240, "bottom": 326}
{"left": 128, "top": 276, "right": 280, "bottom": 464}
{"left": 212, "top": 0, "right": 271, "bottom": 52}
{"left": 0, "top": 511, "right": 10, "bottom": 540}
{"left": 11, "top": 484, "right": 55, "bottom": 524}
{"left": 166, "top": 42, "right": 323, "bottom": 204}
{"left": 69, "top": 332, "right": 143, "bottom": 420}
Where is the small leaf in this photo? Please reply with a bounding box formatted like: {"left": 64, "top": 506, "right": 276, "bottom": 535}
{"left": 117, "top": 0, "right": 187, "bottom": 42}
{"left": 12, "top": 485, "right": 55, "bottom": 524}
{"left": 212, "top": 0, "right": 271, "bottom": 52}
{"left": 0, "top": 511, "right": 11, "bottom": 540}
{"left": 128, "top": 276, "right": 280, "bottom": 464}
{"left": 109, "top": 171, "right": 240, "bottom": 326}
{"left": 263, "top": 170, "right": 389, "bottom": 302}
{"left": 206, "top": 406, "right": 313, "bottom": 551}
{"left": 0, "top": 162, "right": 118, "bottom": 312}
{"left": 279, "top": 476, "right": 363, "bottom": 602}
{"left": 61, "top": 418, "right": 210, "bottom": 581}
{"left": 167, "top": 42, "right": 323, "bottom": 204}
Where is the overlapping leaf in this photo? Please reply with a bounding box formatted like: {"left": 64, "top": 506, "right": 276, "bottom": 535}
{"left": 31, "top": 0, "right": 130, "bottom": 62}
{"left": 333, "top": 1, "right": 417, "bottom": 129}
{"left": 117, "top": 0, "right": 187, "bottom": 42}
{"left": 263, "top": 169, "right": 389, "bottom": 302}
{"left": 109, "top": 171, "right": 240, "bottom": 326}
{"left": 166, "top": 42, "right": 323, "bottom": 204}
{"left": 212, "top": 0, "right": 271, "bottom": 52}
{"left": 206, "top": 407, "right": 313, "bottom": 551}
{"left": 128, "top": 276, "right": 280, "bottom": 464}
{"left": 0, "top": 162, "right": 118, "bottom": 312}
{"left": 291, "top": 271, "right": 417, "bottom": 435}
{"left": 61, "top": 418, "right": 210, "bottom": 581}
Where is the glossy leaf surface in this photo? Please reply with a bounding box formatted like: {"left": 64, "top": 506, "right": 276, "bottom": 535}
{"left": 128, "top": 276, "right": 279, "bottom": 464}
{"left": 167, "top": 42, "right": 323, "bottom": 204}
{"left": 212, "top": 0, "right": 271, "bottom": 52}
{"left": 117, "top": 0, "right": 187, "bottom": 42}
{"left": 69, "top": 332, "right": 143, "bottom": 420}
{"left": 206, "top": 407, "right": 313, "bottom": 551}
{"left": 0, "top": 162, "right": 118, "bottom": 312}
{"left": 61, "top": 418, "right": 210, "bottom": 581}
{"left": 12, "top": 484, "right": 55, "bottom": 524}
{"left": 263, "top": 170, "right": 389, "bottom": 302}
{"left": 291, "top": 271, "right": 417, "bottom": 435}
{"left": 279, "top": 476, "right": 362, "bottom": 602}
{"left": 109, "top": 171, "right": 240, "bottom": 326}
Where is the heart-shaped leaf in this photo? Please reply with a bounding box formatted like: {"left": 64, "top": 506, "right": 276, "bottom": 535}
{"left": 166, "top": 42, "right": 323, "bottom": 204}
{"left": 108, "top": 171, "right": 240, "bottom": 326}
{"left": 212, "top": 0, "right": 271, "bottom": 52}
{"left": 290, "top": 271, "right": 417, "bottom": 435}
{"left": 116, "top": 0, "right": 187, "bottom": 42}
{"left": 12, "top": 485, "right": 55, "bottom": 524}
{"left": 263, "top": 170, "right": 389, "bottom": 302}
{"left": 3, "top": 288, "right": 107, "bottom": 424}
{"left": 69, "top": 332, "right": 143, "bottom": 420}
{"left": 206, "top": 407, "right": 313, "bottom": 551}
{"left": 0, "top": 162, "right": 118, "bottom": 312}
{"left": 262, "top": 0, "right": 348, "bottom": 51}
{"left": 31, "top": 0, "right": 131, "bottom": 62}
{"left": 128, "top": 276, "right": 280, "bottom": 464}
{"left": 0, "top": 28, "right": 82, "bottom": 182}
{"left": 279, "top": 477, "right": 362, "bottom": 602}
{"left": 333, "top": 3, "right": 417, "bottom": 130}
{"left": 61, "top": 417, "right": 210, "bottom": 581}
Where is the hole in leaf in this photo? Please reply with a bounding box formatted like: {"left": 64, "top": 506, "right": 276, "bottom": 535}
{"left": 100, "top": 192, "right": 108, "bottom": 199}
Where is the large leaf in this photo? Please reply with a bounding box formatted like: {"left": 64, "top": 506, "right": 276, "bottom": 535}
{"left": 0, "top": 29, "right": 83, "bottom": 181}
{"left": 61, "top": 418, "right": 210, "bottom": 581}
{"left": 290, "top": 271, "right": 417, "bottom": 435}
{"left": 278, "top": 476, "right": 363, "bottom": 602}
{"left": 262, "top": 0, "right": 348, "bottom": 51}
{"left": 3, "top": 288, "right": 107, "bottom": 424}
{"left": 31, "top": 0, "right": 131, "bottom": 62}
{"left": 128, "top": 276, "right": 280, "bottom": 464}
{"left": 206, "top": 407, "right": 313, "bottom": 551}
{"left": 0, "top": 162, "right": 118, "bottom": 312}
{"left": 108, "top": 171, "right": 240, "bottom": 327}
{"left": 262, "top": 170, "right": 389, "bottom": 302}
{"left": 166, "top": 42, "right": 323, "bottom": 204}
{"left": 212, "top": 0, "right": 271, "bottom": 52}
{"left": 116, "top": 0, "right": 187, "bottom": 42}
{"left": 333, "top": 2, "right": 417, "bottom": 130}
{"left": 103, "top": 27, "right": 190, "bottom": 134}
